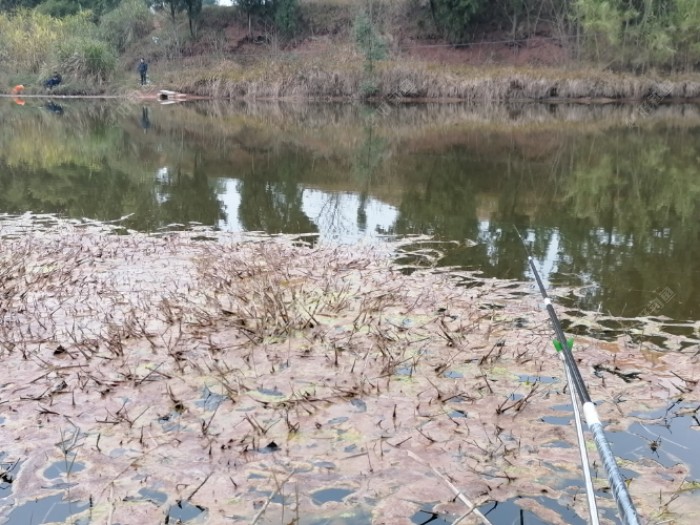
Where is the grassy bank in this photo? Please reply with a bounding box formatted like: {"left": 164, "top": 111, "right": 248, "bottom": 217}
{"left": 5, "top": 2, "right": 700, "bottom": 103}
{"left": 9, "top": 47, "right": 700, "bottom": 103}
{"left": 162, "top": 56, "right": 700, "bottom": 102}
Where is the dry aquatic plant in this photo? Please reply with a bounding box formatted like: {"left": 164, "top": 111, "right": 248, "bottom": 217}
{"left": 0, "top": 216, "right": 698, "bottom": 524}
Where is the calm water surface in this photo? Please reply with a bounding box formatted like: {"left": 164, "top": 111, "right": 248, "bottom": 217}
{"left": 1, "top": 99, "right": 699, "bottom": 329}
{"left": 1, "top": 97, "right": 699, "bottom": 524}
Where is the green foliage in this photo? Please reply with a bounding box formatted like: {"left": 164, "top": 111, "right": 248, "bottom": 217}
{"left": 354, "top": 3, "right": 387, "bottom": 97}
{"left": 430, "top": 0, "right": 486, "bottom": 42}
{"left": 574, "top": 0, "right": 700, "bottom": 70}
{"left": 0, "top": 10, "right": 68, "bottom": 73}
{"left": 359, "top": 78, "right": 380, "bottom": 98}
{"left": 0, "top": 10, "right": 115, "bottom": 82}
{"left": 237, "top": 0, "right": 262, "bottom": 18}
{"left": 237, "top": 0, "right": 261, "bottom": 35}
{"left": 54, "top": 34, "right": 117, "bottom": 82}
{"left": 79, "top": 40, "right": 117, "bottom": 81}
{"left": 273, "top": 0, "right": 300, "bottom": 41}
{"left": 100, "top": 0, "right": 153, "bottom": 53}
{"left": 354, "top": 6, "right": 387, "bottom": 74}
{"left": 160, "top": 0, "right": 185, "bottom": 21}
{"left": 0, "top": 0, "right": 42, "bottom": 10}
{"left": 672, "top": 0, "right": 700, "bottom": 69}
{"left": 33, "top": 0, "right": 121, "bottom": 17}
{"left": 574, "top": 0, "right": 627, "bottom": 59}
{"left": 35, "top": 0, "right": 81, "bottom": 17}
{"left": 234, "top": 0, "right": 301, "bottom": 40}
{"left": 50, "top": 16, "right": 113, "bottom": 83}
{"left": 183, "top": 0, "right": 202, "bottom": 37}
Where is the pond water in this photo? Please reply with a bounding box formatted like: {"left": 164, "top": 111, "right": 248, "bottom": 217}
{"left": 1, "top": 99, "right": 698, "bottom": 329}
{"left": 1, "top": 99, "right": 698, "bottom": 524}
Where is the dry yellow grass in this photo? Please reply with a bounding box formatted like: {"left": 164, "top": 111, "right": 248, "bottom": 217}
{"left": 165, "top": 53, "right": 700, "bottom": 102}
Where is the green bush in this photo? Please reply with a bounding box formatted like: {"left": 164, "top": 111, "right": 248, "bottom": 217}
{"left": 354, "top": 8, "right": 387, "bottom": 69}
{"left": 99, "top": 0, "right": 153, "bottom": 53}
{"left": 81, "top": 40, "right": 117, "bottom": 81}
{"left": 36, "top": 0, "right": 81, "bottom": 17}
{"left": 359, "top": 77, "right": 380, "bottom": 98}
{"left": 574, "top": 0, "right": 700, "bottom": 71}
{"left": 274, "top": 0, "right": 301, "bottom": 41}
{"left": 0, "top": 10, "right": 63, "bottom": 73}
{"left": 431, "top": 0, "right": 485, "bottom": 42}
{"left": 54, "top": 35, "right": 116, "bottom": 82}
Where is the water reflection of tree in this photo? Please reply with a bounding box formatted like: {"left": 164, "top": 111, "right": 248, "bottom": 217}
{"left": 390, "top": 148, "right": 481, "bottom": 257}
{"left": 353, "top": 121, "right": 387, "bottom": 233}
{"left": 388, "top": 128, "right": 699, "bottom": 319}
{"left": 237, "top": 148, "right": 316, "bottom": 234}
{"left": 155, "top": 151, "right": 227, "bottom": 227}
{"left": 553, "top": 132, "right": 700, "bottom": 318}
{"left": 2, "top": 100, "right": 698, "bottom": 319}
{"left": 0, "top": 160, "right": 158, "bottom": 229}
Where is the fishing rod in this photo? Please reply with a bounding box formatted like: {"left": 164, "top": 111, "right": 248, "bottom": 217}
{"left": 516, "top": 228, "right": 641, "bottom": 525}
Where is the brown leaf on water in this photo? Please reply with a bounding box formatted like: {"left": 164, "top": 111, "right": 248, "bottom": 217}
{"left": 1, "top": 216, "right": 699, "bottom": 524}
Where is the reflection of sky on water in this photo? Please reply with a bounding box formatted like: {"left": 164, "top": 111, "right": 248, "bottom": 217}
{"left": 215, "top": 180, "right": 398, "bottom": 243}
{"left": 216, "top": 178, "right": 243, "bottom": 231}
{"left": 155, "top": 167, "right": 169, "bottom": 204}
{"left": 301, "top": 189, "right": 398, "bottom": 242}
{"left": 477, "top": 221, "right": 561, "bottom": 290}
{"left": 530, "top": 228, "right": 560, "bottom": 291}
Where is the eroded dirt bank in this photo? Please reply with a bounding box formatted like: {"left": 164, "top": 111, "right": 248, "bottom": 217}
{"left": 0, "top": 217, "right": 698, "bottom": 524}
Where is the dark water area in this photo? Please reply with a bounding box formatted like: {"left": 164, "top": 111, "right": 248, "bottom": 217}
{"left": 1, "top": 98, "right": 698, "bottom": 329}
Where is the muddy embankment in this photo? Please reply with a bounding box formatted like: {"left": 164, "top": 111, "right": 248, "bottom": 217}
{"left": 0, "top": 215, "right": 699, "bottom": 524}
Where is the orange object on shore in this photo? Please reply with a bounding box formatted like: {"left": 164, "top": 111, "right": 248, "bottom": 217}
{"left": 14, "top": 98, "right": 25, "bottom": 106}
{"left": 11, "top": 84, "right": 25, "bottom": 94}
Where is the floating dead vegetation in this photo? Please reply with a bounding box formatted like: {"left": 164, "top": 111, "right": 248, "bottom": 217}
{"left": 0, "top": 215, "right": 699, "bottom": 524}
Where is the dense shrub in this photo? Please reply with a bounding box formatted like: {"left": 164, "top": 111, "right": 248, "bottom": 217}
{"left": 99, "top": 0, "right": 153, "bottom": 53}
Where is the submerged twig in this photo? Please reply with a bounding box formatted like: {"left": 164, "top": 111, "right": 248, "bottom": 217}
{"left": 407, "top": 451, "right": 493, "bottom": 525}
{"left": 250, "top": 470, "right": 296, "bottom": 525}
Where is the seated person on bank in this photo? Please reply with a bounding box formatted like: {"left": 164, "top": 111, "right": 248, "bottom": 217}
{"left": 44, "top": 72, "right": 62, "bottom": 89}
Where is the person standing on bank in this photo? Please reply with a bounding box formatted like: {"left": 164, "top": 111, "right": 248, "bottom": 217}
{"left": 138, "top": 58, "right": 148, "bottom": 86}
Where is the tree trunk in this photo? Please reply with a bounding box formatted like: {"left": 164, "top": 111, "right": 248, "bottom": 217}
{"left": 428, "top": 0, "right": 437, "bottom": 29}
